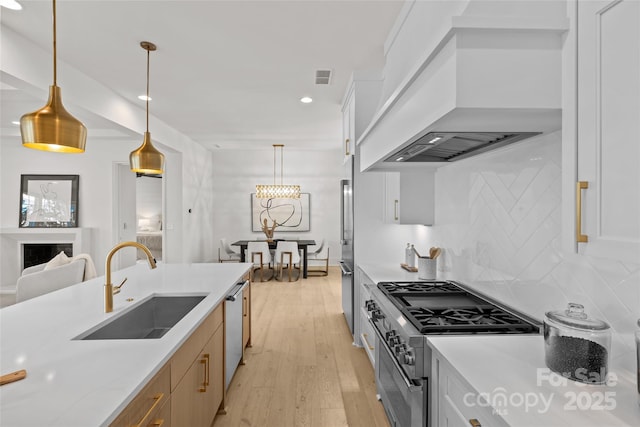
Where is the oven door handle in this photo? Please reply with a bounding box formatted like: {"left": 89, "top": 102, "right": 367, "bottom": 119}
{"left": 369, "top": 318, "right": 422, "bottom": 392}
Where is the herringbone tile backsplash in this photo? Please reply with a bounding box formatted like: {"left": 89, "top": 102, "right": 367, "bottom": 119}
{"left": 431, "top": 130, "right": 640, "bottom": 356}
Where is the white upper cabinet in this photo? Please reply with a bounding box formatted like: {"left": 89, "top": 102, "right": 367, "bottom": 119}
{"left": 569, "top": 0, "right": 640, "bottom": 263}
{"left": 342, "top": 90, "right": 355, "bottom": 158}
{"left": 383, "top": 169, "right": 435, "bottom": 225}
{"left": 341, "top": 71, "right": 384, "bottom": 161}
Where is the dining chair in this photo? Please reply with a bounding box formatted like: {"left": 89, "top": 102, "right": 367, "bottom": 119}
{"left": 219, "top": 238, "right": 241, "bottom": 263}
{"left": 273, "top": 241, "right": 301, "bottom": 282}
{"left": 306, "top": 238, "right": 329, "bottom": 276}
{"left": 247, "top": 241, "right": 273, "bottom": 281}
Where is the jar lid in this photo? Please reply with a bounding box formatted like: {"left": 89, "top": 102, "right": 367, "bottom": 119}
{"left": 545, "top": 303, "right": 610, "bottom": 331}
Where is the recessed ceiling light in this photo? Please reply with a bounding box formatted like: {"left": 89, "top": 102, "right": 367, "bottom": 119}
{"left": 300, "top": 97, "right": 313, "bottom": 104}
{"left": 138, "top": 95, "right": 151, "bottom": 101}
{"left": 12, "top": 120, "right": 20, "bottom": 125}
{"left": 0, "top": 0, "right": 22, "bottom": 11}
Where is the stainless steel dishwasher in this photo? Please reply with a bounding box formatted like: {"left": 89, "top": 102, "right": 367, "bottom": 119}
{"left": 225, "top": 279, "right": 249, "bottom": 388}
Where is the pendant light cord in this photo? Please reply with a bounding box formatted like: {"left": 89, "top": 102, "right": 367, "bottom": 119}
{"left": 52, "top": 0, "right": 57, "bottom": 85}
{"left": 146, "top": 47, "right": 150, "bottom": 133}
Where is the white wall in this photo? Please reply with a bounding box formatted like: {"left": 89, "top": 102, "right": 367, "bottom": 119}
{"left": 210, "top": 147, "right": 343, "bottom": 264}
{"left": 353, "top": 150, "right": 431, "bottom": 267}
{"left": 0, "top": 134, "right": 216, "bottom": 281}
{"left": 0, "top": 137, "right": 138, "bottom": 281}
{"left": 430, "top": 132, "right": 639, "bottom": 358}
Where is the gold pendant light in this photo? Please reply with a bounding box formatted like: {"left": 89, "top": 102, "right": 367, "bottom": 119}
{"left": 256, "top": 144, "right": 301, "bottom": 199}
{"left": 130, "top": 41, "right": 165, "bottom": 174}
{"left": 20, "top": 0, "right": 87, "bottom": 153}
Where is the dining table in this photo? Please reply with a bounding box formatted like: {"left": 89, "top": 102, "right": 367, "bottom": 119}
{"left": 231, "top": 239, "right": 316, "bottom": 279}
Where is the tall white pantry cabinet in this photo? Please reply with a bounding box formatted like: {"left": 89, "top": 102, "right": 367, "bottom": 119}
{"left": 566, "top": 0, "right": 640, "bottom": 264}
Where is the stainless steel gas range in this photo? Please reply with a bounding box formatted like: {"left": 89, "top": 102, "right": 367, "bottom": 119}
{"left": 365, "top": 280, "right": 541, "bottom": 427}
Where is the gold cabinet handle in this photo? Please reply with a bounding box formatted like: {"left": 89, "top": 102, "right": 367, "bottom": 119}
{"left": 151, "top": 420, "right": 164, "bottom": 427}
{"left": 362, "top": 333, "right": 374, "bottom": 351}
{"left": 576, "top": 181, "right": 589, "bottom": 243}
{"left": 469, "top": 419, "right": 481, "bottom": 427}
{"left": 205, "top": 353, "right": 210, "bottom": 386}
{"left": 133, "top": 393, "right": 164, "bottom": 427}
{"left": 394, "top": 200, "right": 399, "bottom": 221}
{"left": 199, "top": 355, "right": 208, "bottom": 392}
{"left": 345, "top": 138, "right": 350, "bottom": 156}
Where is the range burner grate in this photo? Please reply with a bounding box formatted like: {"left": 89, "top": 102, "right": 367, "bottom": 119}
{"left": 407, "top": 306, "right": 538, "bottom": 334}
{"left": 378, "top": 281, "right": 462, "bottom": 294}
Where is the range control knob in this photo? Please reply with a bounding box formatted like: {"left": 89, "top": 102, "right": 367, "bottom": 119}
{"left": 389, "top": 335, "right": 401, "bottom": 346}
{"left": 365, "top": 300, "right": 375, "bottom": 311}
{"left": 384, "top": 330, "right": 397, "bottom": 340}
{"left": 403, "top": 351, "right": 416, "bottom": 366}
{"left": 394, "top": 343, "right": 407, "bottom": 356}
{"left": 371, "top": 309, "right": 385, "bottom": 321}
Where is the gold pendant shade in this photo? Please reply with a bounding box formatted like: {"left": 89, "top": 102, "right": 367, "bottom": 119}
{"left": 20, "top": 0, "right": 87, "bottom": 153}
{"left": 129, "top": 41, "right": 164, "bottom": 174}
{"left": 130, "top": 132, "right": 164, "bottom": 174}
{"left": 21, "top": 86, "right": 87, "bottom": 153}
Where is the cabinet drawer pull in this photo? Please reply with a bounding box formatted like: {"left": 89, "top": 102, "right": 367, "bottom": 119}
{"left": 199, "top": 356, "right": 208, "bottom": 392}
{"left": 133, "top": 393, "right": 164, "bottom": 427}
{"left": 345, "top": 138, "right": 350, "bottom": 156}
{"left": 243, "top": 296, "right": 248, "bottom": 317}
{"left": 394, "top": 200, "right": 399, "bottom": 221}
{"left": 362, "top": 333, "right": 374, "bottom": 351}
{"left": 576, "top": 181, "right": 588, "bottom": 243}
{"left": 469, "top": 419, "right": 481, "bottom": 427}
{"left": 151, "top": 420, "right": 164, "bottom": 427}
{"left": 205, "top": 353, "right": 210, "bottom": 386}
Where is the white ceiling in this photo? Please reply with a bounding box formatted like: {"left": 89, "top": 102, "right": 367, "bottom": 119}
{"left": 1, "top": 0, "right": 404, "bottom": 151}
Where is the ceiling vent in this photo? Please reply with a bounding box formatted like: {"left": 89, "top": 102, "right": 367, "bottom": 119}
{"left": 315, "top": 69, "right": 332, "bottom": 85}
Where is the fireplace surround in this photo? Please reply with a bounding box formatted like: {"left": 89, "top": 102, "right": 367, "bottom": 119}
{"left": 0, "top": 228, "right": 91, "bottom": 289}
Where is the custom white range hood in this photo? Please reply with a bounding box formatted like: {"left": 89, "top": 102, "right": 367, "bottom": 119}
{"left": 358, "top": 3, "right": 569, "bottom": 170}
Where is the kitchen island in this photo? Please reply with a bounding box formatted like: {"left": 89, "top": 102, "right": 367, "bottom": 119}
{"left": 0, "top": 262, "right": 251, "bottom": 427}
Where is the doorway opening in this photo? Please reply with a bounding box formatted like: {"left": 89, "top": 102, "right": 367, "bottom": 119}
{"left": 136, "top": 173, "right": 163, "bottom": 261}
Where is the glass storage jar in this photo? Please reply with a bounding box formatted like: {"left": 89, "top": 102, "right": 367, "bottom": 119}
{"left": 543, "top": 303, "right": 611, "bottom": 384}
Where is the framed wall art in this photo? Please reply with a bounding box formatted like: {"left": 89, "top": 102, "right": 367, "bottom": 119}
{"left": 19, "top": 174, "right": 79, "bottom": 228}
{"left": 251, "top": 193, "right": 310, "bottom": 232}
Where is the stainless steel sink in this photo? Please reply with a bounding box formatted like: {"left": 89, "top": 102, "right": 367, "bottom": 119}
{"left": 75, "top": 295, "right": 206, "bottom": 340}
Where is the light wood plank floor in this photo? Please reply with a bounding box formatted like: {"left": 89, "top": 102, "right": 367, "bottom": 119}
{"left": 213, "top": 267, "right": 390, "bottom": 427}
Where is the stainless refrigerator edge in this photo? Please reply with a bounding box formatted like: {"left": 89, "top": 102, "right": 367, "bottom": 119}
{"left": 339, "top": 161, "right": 354, "bottom": 334}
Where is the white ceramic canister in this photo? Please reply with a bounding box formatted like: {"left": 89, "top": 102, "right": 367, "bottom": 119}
{"left": 418, "top": 257, "right": 436, "bottom": 280}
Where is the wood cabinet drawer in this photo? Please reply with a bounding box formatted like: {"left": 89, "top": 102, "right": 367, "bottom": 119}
{"left": 171, "top": 303, "right": 223, "bottom": 390}
{"left": 110, "top": 363, "right": 170, "bottom": 427}
{"left": 149, "top": 398, "right": 171, "bottom": 427}
{"left": 171, "top": 322, "right": 224, "bottom": 427}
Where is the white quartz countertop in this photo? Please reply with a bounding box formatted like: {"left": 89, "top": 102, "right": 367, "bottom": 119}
{"left": 428, "top": 335, "right": 640, "bottom": 426}
{"left": 0, "top": 262, "right": 251, "bottom": 427}
{"left": 358, "top": 263, "right": 425, "bottom": 283}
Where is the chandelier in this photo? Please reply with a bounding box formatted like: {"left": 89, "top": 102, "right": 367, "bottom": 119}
{"left": 256, "top": 144, "right": 300, "bottom": 199}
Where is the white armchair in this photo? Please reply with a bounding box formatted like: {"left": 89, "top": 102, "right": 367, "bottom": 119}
{"left": 16, "top": 259, "right": 87, "bottom": 303}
